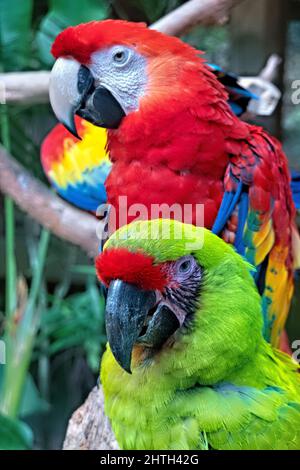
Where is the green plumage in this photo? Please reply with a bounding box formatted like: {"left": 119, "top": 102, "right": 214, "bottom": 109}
{"left": 100, "top": 219, "right": 300, "bottom": 450}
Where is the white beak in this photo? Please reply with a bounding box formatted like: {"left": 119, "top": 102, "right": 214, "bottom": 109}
{"left": 49, "top": 57, "right": 81, "bottom": 137}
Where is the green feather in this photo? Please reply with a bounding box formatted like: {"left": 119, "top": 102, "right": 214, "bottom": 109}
{"left": 101, "top": 219, "right": 300, "bottom": 450}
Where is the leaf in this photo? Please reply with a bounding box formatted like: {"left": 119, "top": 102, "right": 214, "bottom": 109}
{"left": 71, "top": 265, "right": 96, "bottom": 275}
{"left": 0, "top": 0, "right": 33, "bottom": 71}
{"left": 36, "top": 0, "right": 110, "bottom": 67}
{"left": 19, "top": 374, "right": 50, "bottom": 418}
{"left": 0, "top": 414, "right": 33, "bottom": 449}
{"left": 36, "top": 279, "right": 106, "bottom": 373}
{"left": 134, "top": 0, "right": 172, "bottom": 22}
{"left": 112, "top": 0, "right": 177, "bottom": 23}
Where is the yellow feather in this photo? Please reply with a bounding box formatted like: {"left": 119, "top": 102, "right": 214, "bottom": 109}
{"left": 49, "top": 121, "right": 109, "bottom": 187}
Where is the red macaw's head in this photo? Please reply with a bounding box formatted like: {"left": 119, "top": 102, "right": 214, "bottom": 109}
{"left": 49, "top": 19, "right": 228, "bottom": 138}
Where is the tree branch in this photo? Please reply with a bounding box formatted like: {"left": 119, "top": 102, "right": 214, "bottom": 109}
{"left": 0, "top": 0, "right": 245, "bottom": 105}
{"left": 63, "top": 386, "right": 118, "bottom": 450}
{"left": 0, "top": 71, "right": 50, "bottom": 105}
{"left": 152, "top": 0, "right": 244, "bottom": 35}
{"left": 259, "top": 54, "right": 282, "bottom": 82}
{"left": 0, "top": 145, "right": 99, "bottom": 257}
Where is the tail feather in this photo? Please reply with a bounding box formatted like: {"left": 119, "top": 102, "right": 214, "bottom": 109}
{"left": 292, "top": 224, "right": 300, "bottom": 270}
{"left": 291, "top": 171, "right": 300, "bottom": 210}
{"left": 208, "top": 63, "right": 258, "bottom": 117}
{"left": 291, "top": 172, "right": 300, "bottom": 269}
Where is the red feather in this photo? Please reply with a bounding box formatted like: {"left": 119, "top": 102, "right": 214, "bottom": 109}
{"left": 96, "top": 248, "right": 168, "bottom": 291}
{"left": 52, "top": 19, "right": 199, "bottom": 64}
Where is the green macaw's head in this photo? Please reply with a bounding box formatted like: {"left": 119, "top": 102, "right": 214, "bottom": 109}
{"left": 96, "top": 219, "right": 262, "bottom": 384}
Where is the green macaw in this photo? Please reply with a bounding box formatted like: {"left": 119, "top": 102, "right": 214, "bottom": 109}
{"left": 96, "top": 219, "right": 300, "bottom": 450}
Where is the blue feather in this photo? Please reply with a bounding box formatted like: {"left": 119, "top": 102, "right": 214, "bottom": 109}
{"left": 228, "top": 102, "right": 243, "bottom": 116}
{"left": 291, "top": 171, "right": 300, "bottom": 209}
{"left": 234, "top": 190, "right": 249, "bottom": 256}
{"left": 212, "top": 181, "right": 243, "bottom": 235}
{"left": 54, "top": 164, "right": 110, "bottom": 212}
{"left": 227, "top": 86, "right": 258, "bottom": 100}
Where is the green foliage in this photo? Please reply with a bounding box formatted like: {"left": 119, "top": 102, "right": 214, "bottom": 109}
{"left": 182, "top": 26, "right": 229, "bottom": 68}
{"left": 0, "top": 366, "right": 50, "bottom": 419}
{"left": 0, "top": 0, "right": 33, "bottom": 71}
{"left": 112, "top": 0, "right": 180, "bottom": 23}
{"left": 8, "top": 104, "right": 54, "bottom": 179}
{"left": 19, "top": 374, "right": 50, "bottom": 418}
{"left": 0, "top": 414, "right": 33, "bottom": 450}
{"left": 36, "top": 0, "right": 110, "bottom": 66}
{"left": 0, "top": 229, "right": 50, "bottom": 419}
{"left": 36, "top": 277, "right": 106, "bottom": 373}
{"left": 0, "top": 3, "right": 111, "bottom": 447}
{"left": 141, "top": 0, "right": 180, "bottom": 23}
{"left": 132, "top": 0, "right": 169, "bottom": 22}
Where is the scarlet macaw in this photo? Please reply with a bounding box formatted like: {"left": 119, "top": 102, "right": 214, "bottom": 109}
{"left": 41, "top": 64, "right": 256, "bottom": 211}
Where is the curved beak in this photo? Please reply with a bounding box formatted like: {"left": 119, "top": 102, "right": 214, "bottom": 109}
{"left": 49, "top": 58, "right": 83, "bottom": 138}
{"left": 105, "top": 280, "right": 180, "bottom": 373}
{"left": 49, "top": 57, "right": 125, "bottom": 139}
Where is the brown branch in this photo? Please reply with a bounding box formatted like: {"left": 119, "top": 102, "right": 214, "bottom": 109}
{"left": 63, "top": 386, "right": 118, "bottom": 450}
{"left": 0, "top": 0, "right": 245, "bottom": 105}
{"left": 0, "top": 145, "right": 99, "bottom": 257}
{"left": 0, "top": 71, "right": 50, "bottom": 105}
{"left": 259, "top": 54, "right": 282, "bottom": 82}
{"left": 152, "top": 0, "right": 245, "bottom": 35}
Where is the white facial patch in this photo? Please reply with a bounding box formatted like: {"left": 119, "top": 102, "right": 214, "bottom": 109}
{"left": 90, "top": 46, "right": 148, "bottom": 115}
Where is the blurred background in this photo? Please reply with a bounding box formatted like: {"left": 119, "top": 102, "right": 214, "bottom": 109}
{"left": 0, "top": 0, "right": 299, "bottom": 450}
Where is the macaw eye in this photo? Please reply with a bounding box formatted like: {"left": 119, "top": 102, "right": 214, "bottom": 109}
{"left": 112, "top": 48, "right": 130, "bottom": 66}
{"left": 176, "top": 255, "right": 195, "bottom": 277}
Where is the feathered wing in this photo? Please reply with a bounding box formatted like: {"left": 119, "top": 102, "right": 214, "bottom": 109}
{"left": 200, "top": 345, "right": 300, "bottom": 450}
{"left": 291, "top": 171, "right": 300, "bottom": 210}
{"left": 166, "top": 382, "right": 300, "bottom": 449}
{"left": 205, "top": 383, "right": 300, "bottom": 450}
{"left": 208, "top": 63, "right": 257, "bottom": 117}
{"left": 41, "top": 117, "right": 111, "bottom": 212}
{"left": 212, "top": 127, "right": 297, "bottom": 346}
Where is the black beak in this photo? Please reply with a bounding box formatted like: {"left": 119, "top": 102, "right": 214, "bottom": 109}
{"left": 75, "top": 65, "right": 125, "bottom": 134}
{"left": 105, "top": 280, "right": 157, "bottom": 373}
{"left": 76, "top": 82, "right": 126, "bottom": 131}
{"left": 105, "top": 280, "right": 180, "bottom": 374}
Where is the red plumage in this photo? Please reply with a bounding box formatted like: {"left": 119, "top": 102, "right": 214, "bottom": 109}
{"left": 52, "top": 20, "right": 298, "bottom": 345}
{"left": 96, "top": 248, "right": 168, "bottom": 291}
{"left": 51, "top": 20, "right": 198, "bottom": 64}
{"left": 105, "top": 64, "right": 247, "bottom": 230}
